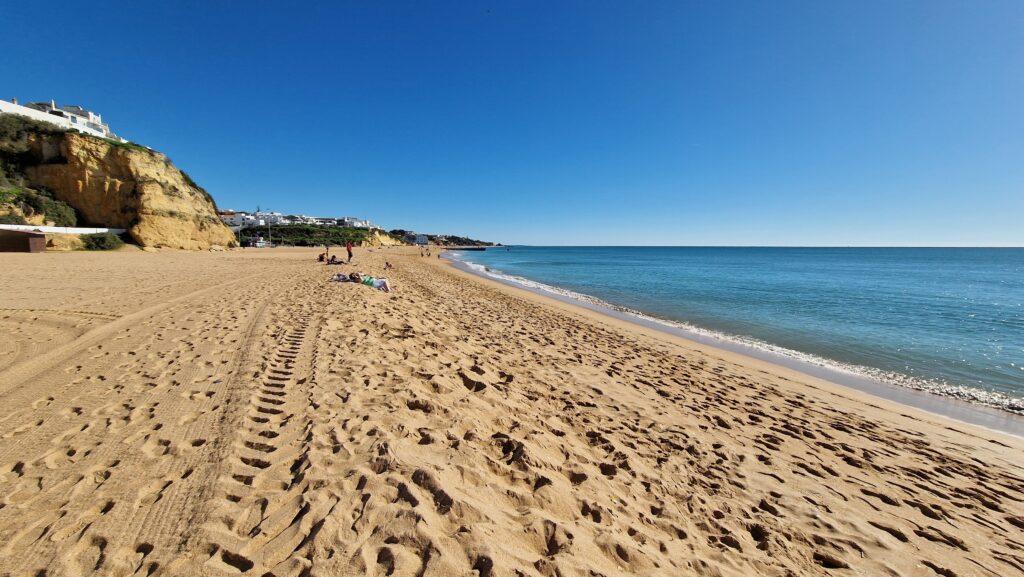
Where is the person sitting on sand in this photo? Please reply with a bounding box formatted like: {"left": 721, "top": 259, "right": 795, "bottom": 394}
{"left": 327, "top": 254, "right": 340, "bottom": 264}
{"left": 385, "top": 261, "right": 394, "bottom": 270}
{"left": 317, "top": 252, "right": 326, "bottom": 262}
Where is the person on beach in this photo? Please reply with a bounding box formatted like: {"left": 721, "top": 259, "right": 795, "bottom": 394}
{"left": 352, "top": 271, "right": 391, "bottom": 292}
{"left": 346, "top": 241, "right": 354, "bottom": 263}
{"left": 317, "top": 252, "right": 326, "bottom": 262}
{"left": 329, "top": 272, "right": 391, "bottom": 292}
{"left": 385, "top": 261, "right": 394, "bottom": 270}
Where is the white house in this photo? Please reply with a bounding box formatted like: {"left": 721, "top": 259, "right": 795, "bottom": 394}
{"left": 254, "top": 211, "right": 289, "bottom": 225}
{"left": 339, "top": 217, "right": 373, "bottom": 228}
{"left": 0, "top": 98, "right": 127, "bottom": 142}
{"left": 218, "top": 210, "right": 265, "bottom": 230}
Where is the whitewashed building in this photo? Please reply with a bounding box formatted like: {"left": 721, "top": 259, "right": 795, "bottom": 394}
{"left": 254, "top": 211, "right": 290, "bottom": 225}
{"left": 218, "top": 211, "right": 265, "bottom": 229}
{"left": 339, "top": 217, "right": 374, "bottom": 228}
{"left": 222, "top": 210, "right": 378, "bottom": 229}
{"left": 0, "top": 98, "right": 127, "bottom": 142}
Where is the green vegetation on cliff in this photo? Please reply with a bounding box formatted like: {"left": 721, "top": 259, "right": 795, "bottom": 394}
{"left": 0, "top": 116, "right": 62, "bottom": 221}
{"left": 0, "top": 115, "right": 81, "bottom": 227}
{"left": 0, "top": 150, "right": 80, "bottom": 226}
{"left": 237, "top": 224, "right": 404, "bottom": 247}
{"left": 0, "top": 186, "right": 79, "bottom": 226}
{"left": 0, "top": 114, "right": 66, "bottom": 151}
{"left": 0, "top": 113, "right": 147, "bottom": 153}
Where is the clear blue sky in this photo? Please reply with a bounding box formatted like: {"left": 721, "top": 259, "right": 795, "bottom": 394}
{"left": 5, "top": 1, "right": 1022, "bottom": 245}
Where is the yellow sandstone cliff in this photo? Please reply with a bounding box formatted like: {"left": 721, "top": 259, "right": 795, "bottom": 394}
{"left": 20, "top": 131, "right": 236, "bottom": 249}
{"left": 361, "top": 229, "right": 406, "bottom": 247}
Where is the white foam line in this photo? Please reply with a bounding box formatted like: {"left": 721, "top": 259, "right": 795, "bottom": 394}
{"left": 447, "top": 252, "right": 1024, "bottom": 416}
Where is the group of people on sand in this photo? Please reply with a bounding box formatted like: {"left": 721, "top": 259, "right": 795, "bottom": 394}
{"left": 318, "top": 241, "right": 355, "bottom": 265}
{"left": 320, "top": 242, "right": 393, "bottom": 292}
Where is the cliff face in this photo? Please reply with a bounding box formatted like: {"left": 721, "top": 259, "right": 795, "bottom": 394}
{"left": 16, "top": 130, "right": 236, "bottom": 249}
{"left": 361, "top": 230, "right": 406, "bottom": 247}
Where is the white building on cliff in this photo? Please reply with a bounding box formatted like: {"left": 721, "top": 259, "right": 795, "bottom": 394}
{"left": 218, "top": 211, "right": 265, "bottom": 230}
{"left": 0, "top": 98, "right": 127, "bottom": 142}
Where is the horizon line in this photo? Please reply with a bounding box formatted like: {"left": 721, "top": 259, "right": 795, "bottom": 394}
{"left": 489, "top": 244, "right": 1024, "bottom": 249}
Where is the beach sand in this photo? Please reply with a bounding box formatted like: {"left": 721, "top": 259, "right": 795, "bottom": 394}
{"left": 0, "top": 247, "right": 1021, "bottom": 577}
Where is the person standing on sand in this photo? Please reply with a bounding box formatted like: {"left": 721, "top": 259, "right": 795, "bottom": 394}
{"left": 346, "top": 241, "right": 354, "bottom": 263}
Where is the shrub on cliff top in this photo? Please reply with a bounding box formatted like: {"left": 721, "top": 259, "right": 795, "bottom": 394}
{"left": 99, "top": 137, "right": 148, "bottom": 152}
{"left": 0, "top": 213, "right": 27, "bottom": 225}
{"left": 0, "top": 114, "right": 66, "bottom": 155}
{"left": 81, "top": 232, "right": 124, "bottom": 251}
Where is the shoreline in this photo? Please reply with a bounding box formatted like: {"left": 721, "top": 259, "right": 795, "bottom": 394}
{"left": 441, "top": 250, "right": 1024, "bottom": 438}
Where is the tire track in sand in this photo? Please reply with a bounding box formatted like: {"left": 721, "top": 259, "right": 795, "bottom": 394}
{"left": 191, "top": 296, "right": 339, "bottom": 577}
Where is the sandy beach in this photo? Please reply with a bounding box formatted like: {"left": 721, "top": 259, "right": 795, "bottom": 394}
{"left": 0, "top": 247, "right": 1021, "bottom": 577}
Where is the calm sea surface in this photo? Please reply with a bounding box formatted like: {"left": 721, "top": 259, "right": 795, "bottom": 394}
{"left": 449, "top": 247, "right": 1024, "bottom": 413}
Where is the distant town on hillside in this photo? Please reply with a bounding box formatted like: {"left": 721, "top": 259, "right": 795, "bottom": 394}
{"left": 218, "top": 209, "right": 377, "bottom": 230}
{"left": 220, "top": 210, "right": 495, "bottom": 247}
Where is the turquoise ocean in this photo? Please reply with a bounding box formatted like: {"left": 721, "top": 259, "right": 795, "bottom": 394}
{"left": 447, "top": 247, "right": 1024, "bottom": 416}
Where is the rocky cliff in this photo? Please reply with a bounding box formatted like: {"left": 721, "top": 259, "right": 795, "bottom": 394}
{"left": 1, "top": 115, "right": 236, "bottom": 249}
{"left": 361, "top": 229, "right": 406, "bottom": 247}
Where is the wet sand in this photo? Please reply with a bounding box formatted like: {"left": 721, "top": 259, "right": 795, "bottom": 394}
{"left": 0, "top": 247, "right": 1021, "bottom": 577}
